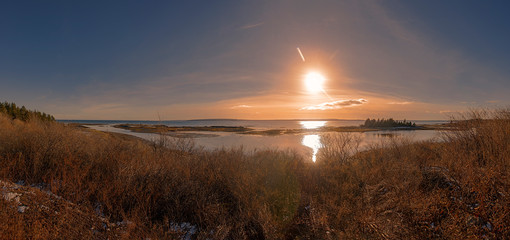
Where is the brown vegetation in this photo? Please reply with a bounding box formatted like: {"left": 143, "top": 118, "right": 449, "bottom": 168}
{"left": 1, "top": 109, "right": 509, "bottom": 239}
{"left": 113, "top": 123, "right": 446, "bottom": 136}
{"left": 114, "top": 124, "right": 252, "bottom": 133}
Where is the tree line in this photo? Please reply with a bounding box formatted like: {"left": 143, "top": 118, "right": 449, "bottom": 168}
{"left": 0, "top": 102, "right": 55, "bottom": 122}
{"left": 362, "top": 118, "right": 416, "bottom": 128}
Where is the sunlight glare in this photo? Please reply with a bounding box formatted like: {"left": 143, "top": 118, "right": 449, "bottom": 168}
{"left": 300, "top": 121, "right": 326, "bottom": 129}
{"left": 302, "top": 134, "right": 322, "bottom": 162}
{"left": 304, "top": 72, "right": 326, "bottom": 94}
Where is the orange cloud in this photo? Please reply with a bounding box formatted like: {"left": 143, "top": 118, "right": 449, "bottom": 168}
{"left": 230, "top": 104, "right": 253, "bottom": 109}
{"left": 300, "top": 99, "right": 367, "bottom": 110}
{"left": 388, "top": 101, "right": 414, "bottom": 105}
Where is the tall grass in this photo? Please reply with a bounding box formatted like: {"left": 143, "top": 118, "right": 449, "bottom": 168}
{"left": 0, "top": 109, "right": 509, "bottom": 239}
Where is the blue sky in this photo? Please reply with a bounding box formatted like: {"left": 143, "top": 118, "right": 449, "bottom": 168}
{"left": 1, "top": 1, "right": 509, "bottom": 120}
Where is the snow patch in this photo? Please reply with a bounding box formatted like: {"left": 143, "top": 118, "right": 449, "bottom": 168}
{"left": 18, "top": 205, "right": 28, "bottom": 213}
{"left": 170, "top": 222, "right": 197, "bottom": 240}
{"left": 3, "top": 192, "right": 21, "bottom": 203}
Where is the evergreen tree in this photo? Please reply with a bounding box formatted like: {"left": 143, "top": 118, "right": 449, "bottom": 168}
{"left": 361, "top": 118, "right": 417, "bottom": 128}
{"left": 0, "top": 102, "right": 55, "bottom": 122}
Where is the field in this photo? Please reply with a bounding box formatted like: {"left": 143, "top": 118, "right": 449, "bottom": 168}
{"left": 1, "top": 109, "right": 509, "bottom": 239}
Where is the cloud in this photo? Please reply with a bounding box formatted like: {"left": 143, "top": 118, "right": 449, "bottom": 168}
{"left": 230, "top": 104, "right": 252, "bottom": 109}
{"left": 300, "top": 99, "right": 367, "bottom": 110}
{"left": 83, "top": 103, "right": 128, "bottom": 112}
{"left": 439, "top": 110, "right": 460, "bottom": 114}
{"left": 388, "top": 101, "right": 414, "bottom": 105}
{"left": 239, "top": 22, "right": 264, "bottom": 30}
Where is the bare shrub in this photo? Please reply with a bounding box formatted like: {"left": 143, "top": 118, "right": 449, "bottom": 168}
{"left": 318, "top": 132, "right": 362, "bottom": 165}
{"left": 1, "top": 109, "right": 510, "bottom": 238}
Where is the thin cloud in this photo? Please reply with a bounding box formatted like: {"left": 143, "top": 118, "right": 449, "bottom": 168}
{"left": 328, "top": 49, "right": 340, "bottom": 60}
{"left": 439, "top": 110, "right": 458, "bottom": 114}
{"left": 230, "top": 104, "right": 253, "bottom": 109}
{"left": 84, "top": 103, "right": 128, "bottom": 111}
{"left": 301, "top": 99, "right": 367, "bottom": 110}
{"left": 239, "top": 22, "right": 264, "bottom": 30}
{"left": 388, "top": 101, "right": 414, "bottom": 105}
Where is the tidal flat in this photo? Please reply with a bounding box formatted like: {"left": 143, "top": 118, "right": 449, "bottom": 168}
{"left": 111, "top": 122, "right": 451, "bottom": 135}
{"left": 79, "top": 121, "right": 448, "bottom": 163}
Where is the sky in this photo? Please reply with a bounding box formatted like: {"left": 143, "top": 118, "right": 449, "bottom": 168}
{"left": 1, "top": 0, "right": 509, "bottom": 120}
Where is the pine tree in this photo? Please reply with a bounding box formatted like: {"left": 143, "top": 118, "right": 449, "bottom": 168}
{"left": 361, "top": 117, "right": 416, "bottom": 128}
{"left": 0, "top": 101, "right": 55, "bottom": 122}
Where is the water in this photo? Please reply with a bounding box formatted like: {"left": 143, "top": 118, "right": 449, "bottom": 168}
{"left": 59, "top": 119, "right": 446, "bottom": 130}
{"left": 75, "top": 119, "right": 446, "bottom": 162}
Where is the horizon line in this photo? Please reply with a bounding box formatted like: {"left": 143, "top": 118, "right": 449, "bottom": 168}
{"left": 57, "top": 118, "right": 448, "bottom": 122}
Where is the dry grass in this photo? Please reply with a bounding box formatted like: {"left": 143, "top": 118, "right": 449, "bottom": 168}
{"left": 0, "top": 180, "right": 121, "bottom": 239}
{"left": 0, "top": 109, "right": 509, "bottom": 239}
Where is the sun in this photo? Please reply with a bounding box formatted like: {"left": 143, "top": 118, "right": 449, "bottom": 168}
{"left": 304, "top": 72, "right": 326, "bottom": 94}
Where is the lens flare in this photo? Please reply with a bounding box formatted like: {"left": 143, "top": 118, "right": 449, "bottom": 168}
{"left": 296, "top": 47, "right": 306, "bottom": 62}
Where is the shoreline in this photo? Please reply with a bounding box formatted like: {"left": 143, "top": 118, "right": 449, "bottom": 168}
{"left": 110, "top": 123, "right": 451, "bottom": 136}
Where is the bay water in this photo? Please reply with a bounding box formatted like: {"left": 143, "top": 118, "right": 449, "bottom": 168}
{"left": 61, "top": 119, "right": 446, "bottom": 162}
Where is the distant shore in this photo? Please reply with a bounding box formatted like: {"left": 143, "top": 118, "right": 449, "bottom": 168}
{"left": 111, "top": 122, "right": 452, "bottom": 136}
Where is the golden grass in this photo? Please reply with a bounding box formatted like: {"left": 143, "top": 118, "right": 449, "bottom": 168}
{"left": 0, "top": 109, "right": 509, "bottom": 239}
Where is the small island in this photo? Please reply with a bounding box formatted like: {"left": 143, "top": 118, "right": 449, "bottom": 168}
{"left": 361, "top": 118, "right": 418, "bottom": 129}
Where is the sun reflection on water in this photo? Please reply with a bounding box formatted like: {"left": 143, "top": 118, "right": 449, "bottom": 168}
{"left": 299, "top": 121, "right": 326, "bottom": 129}
{"left": 302, "top": 135, "right": 321, "bottom": 162}
{"left": 299, "top": 121, "right": 326, "bottom": 162}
